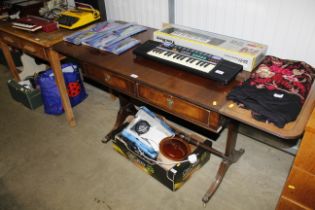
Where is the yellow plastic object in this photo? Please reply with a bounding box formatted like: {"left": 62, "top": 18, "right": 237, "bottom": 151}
{"left": 57, "top": 4, "right": 100, "bottom": 30}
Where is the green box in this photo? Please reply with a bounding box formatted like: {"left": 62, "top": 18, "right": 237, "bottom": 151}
{"left": 7, "top": 79, "right": 42, "bottom": 110}
{"left": 113, "top": 134, "right": 211, "bottom": 191}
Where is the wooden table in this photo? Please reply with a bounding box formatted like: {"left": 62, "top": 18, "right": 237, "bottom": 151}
{"left": 0, "top": 22, "right": 76, "bottom": 127}
{"left": 52, "top": 29, "right": 315, "bottom": 204}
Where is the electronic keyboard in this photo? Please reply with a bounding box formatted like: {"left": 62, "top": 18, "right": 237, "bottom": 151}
{"left": 133, "top": 40, "right": 243, "bottom": 84}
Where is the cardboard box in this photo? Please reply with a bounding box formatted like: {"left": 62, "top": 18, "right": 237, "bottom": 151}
{"left": 112, "top": 134, "right": 211, "bottom": 191}
{"left": 7, "top": 79, "right": 42, "bottom": 109}
{"left": 153, "top": 24, "right": 268, "bottom": 71}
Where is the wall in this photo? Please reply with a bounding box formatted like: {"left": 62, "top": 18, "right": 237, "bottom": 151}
{"left": 104, "top": 0, "right": 315, "bottom": 67}
{"left": 104, "top": 0, "right": 169, "bottom": 29}
{"left": 175, "top": 0, "right": 315, "bottom": 67}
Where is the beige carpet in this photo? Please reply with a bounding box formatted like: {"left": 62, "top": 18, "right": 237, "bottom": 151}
{"left": 0, "top": 65, "right": 294, "bottom": 210}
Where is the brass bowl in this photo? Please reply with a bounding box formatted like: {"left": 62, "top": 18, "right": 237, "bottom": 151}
{"left": 159, "top": 136, "right": 191, "bottom": 161}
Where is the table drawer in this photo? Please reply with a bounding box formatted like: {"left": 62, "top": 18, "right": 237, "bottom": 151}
{"left": 277, "top": 197, "right": 309, "bottom": 210}
{"left": 21, "top": 42, "right": 47, "bottom": 60}
{"left": 1, "top": 33, "right": 21, "bottom": 48}
{"left": 83, "top": 64, "right": 135, "bottom": 95}
{"left": 295, "top": 132, "right": 315, "bottom": 174}
{"left": 137, "top": 84, "right": 221, "bottom": 131}
{"left": 103, "top": 71, "right": 135, "bottom": 95}
{"left": 82, "top": 64, "right": 105, "bottom": 82}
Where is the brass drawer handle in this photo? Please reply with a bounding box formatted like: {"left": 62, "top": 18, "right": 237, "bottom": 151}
{"left": 23, "top": 45, "right": 36, "bottom": 53}
{"left": 166, "top": 97, "right": 174, "bottom": 109}
{"left": 105, "top": 74, "right": 111, "bottom": 82}
{"left": 3, "top": 36, "right": 14, "bottom": 43}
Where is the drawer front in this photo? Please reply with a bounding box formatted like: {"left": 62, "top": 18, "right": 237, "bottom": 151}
{"left": 1, "top": 33, "right": 21, "bottom": 48}
{"left": 83, "top": 64, "right": 135, "bottom": 95}
{"left": 103, "top": 71, "right": 135, "bottom": 95}
{"left": 295, "top": 132, "right": 315, "bottom": 174}
{"left": 277, "top": 197, "right": 310, "bottom": 210}
{"left": 138, "top": 84, "right": 221, "bottom": 130}
{"left": 82, "top": 63, "right": 105, "bottom": 82}
{"left": 21, "top": 42, "right": 47, "bottom": 60}
{"left": 282, "top": 167, "right": 315, "bottom": 209}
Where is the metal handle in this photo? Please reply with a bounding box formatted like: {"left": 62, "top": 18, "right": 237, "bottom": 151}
{"left": 166, "top": 97, "right": 174, "bottom": 109}
{"left": 105, "top": 74, "right": 111, "bottom": 82}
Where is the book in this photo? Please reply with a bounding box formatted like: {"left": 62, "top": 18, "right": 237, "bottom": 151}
{"left": 12, "top": 24, "right": 42, "bottom": 32}
{"left": 11, "top": 15, "right": 57, "bottom": 32}
{"left": 63, "top": 21, "right": 125, "bottom": 45}
{"left": 82, "top": 24, "right": 147, "bottom": 48}
{"left": 64, "top": 20, "right": 147, "bottom": 55}
{"left": 103, "top": 37, "right": 140, "bottom": 55}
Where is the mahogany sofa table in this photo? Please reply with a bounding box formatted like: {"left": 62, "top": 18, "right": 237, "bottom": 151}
{"left": 52, "top": 28, "right": 315, "bottom": 205}
{"left": 0, "top": 21, "right": 76, "bottom": 127}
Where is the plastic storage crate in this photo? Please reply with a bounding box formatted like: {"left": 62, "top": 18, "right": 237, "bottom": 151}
{"left": 7, "top": 79, "right": 42, "bottom": 109}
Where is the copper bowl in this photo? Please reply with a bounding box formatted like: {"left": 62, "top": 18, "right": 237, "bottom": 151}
{"left": 159, "top": 136, "right": 191, "bottom": 161}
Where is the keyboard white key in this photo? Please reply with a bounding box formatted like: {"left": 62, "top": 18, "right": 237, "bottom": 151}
{"left": 147, "top": 49, "right": 215, "bottom": 73}
{"left": 133, "top": 40, "right": 243, "bottom": 84}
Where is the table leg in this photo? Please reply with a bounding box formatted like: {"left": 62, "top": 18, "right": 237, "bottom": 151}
{"left": 202, "top": 120, "right": 245, "bottom": 206}
{"left": 103, "top": 95, "right": 137, "bottom": 142}
{"left": 103, "top": 101, "right": 244, "bottom": 204}
{"left": 0, "top": 40, "right": 20, "bottom": 81}
{"left": 46, "top": 48, "right": 76, "bottom": 127}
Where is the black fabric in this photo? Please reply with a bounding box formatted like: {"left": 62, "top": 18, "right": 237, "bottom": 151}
{"left": 227, "top": 81, "right": 302, "bottom": 128}
{"left": 227, "top": 55, "right": 315, "bottom": 128}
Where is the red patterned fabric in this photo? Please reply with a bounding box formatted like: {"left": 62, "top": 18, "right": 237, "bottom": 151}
{"left": 249, "top": 55, "right": 315, "bottom": 103}
{"left": 227, "top": 55, "right": 315, "bottom": 128}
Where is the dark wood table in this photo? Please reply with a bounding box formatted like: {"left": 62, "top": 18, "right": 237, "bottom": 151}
{"left": 0, "top": 22, "right": 76, "bottom": 127}
{"left": 52, "top": 28, "right": 315, "bottom": 205}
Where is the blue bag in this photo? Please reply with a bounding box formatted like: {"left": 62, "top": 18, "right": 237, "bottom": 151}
{"left": 37, "top": 63, "right": 87, "bottom": 115}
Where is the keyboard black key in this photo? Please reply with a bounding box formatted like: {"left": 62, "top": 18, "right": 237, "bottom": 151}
{"left": 132, "top": 40, "right": 243, "bottom": 84}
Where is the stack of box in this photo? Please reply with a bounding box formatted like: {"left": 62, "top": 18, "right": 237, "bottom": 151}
{"left": 111, "top": 107, "right": 212, "bottom": 191}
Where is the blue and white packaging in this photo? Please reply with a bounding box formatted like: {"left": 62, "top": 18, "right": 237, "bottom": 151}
{"left": 121, "top": 107, "right": 175, "bottom": 159}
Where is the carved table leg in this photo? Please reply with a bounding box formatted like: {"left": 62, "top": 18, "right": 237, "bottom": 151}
{"left": 102, "top": 95, "right": 137, "bottom": 143}
{"left": 202, "top": 120, "right": 245, "bottom": 206}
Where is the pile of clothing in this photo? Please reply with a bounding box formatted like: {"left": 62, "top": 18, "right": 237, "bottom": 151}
{"left": 228, "top": 55, "right": 315, "bottom": 128}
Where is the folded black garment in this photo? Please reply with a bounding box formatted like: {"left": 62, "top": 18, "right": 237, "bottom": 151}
{"left": 227, "top": 81, "right": 302, "bottom": 128}
{"left": 227, "top": 55, "right": 315, "bottom": 128}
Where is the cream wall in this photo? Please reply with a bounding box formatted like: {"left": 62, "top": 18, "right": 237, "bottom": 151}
{"left": 105, "top": 0, "right": 169, "bottom": 29}
{"left": 87, "top": 0, "right": 315, "bottom": 67}
{"left": 175, "top": 0, "right": 315, "bottom": 67}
